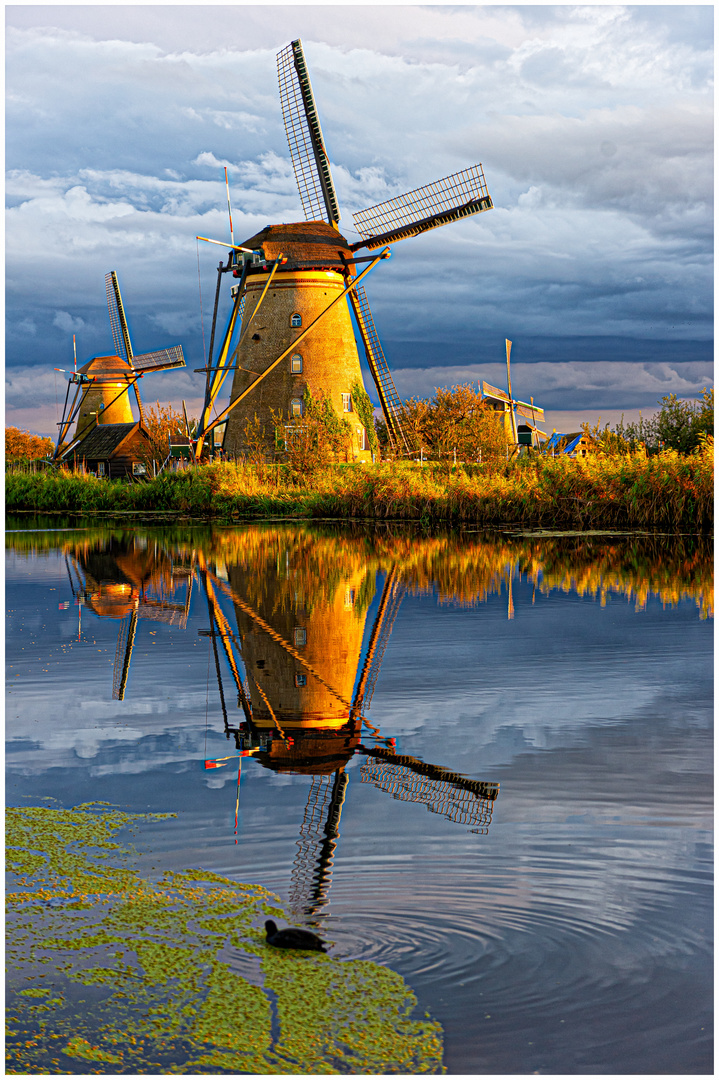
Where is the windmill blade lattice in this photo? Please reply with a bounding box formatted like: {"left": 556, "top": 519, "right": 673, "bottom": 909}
{"left": 112, "top": 610, "right": 138, "bottom": 701}
{"left": 289, "top": 770, "right": 348, "bottom": 916}
{"left": 278, "top": 39, "right": 341, "bottom": 227}
{"left": 131, "top": 346, "right": 186, "bottom": 374}
{"left": 359, "top": 748, "right": 499, "bottom": 834}
{"left": 352, "top": 164, "right": 492, "bottom": 250}
{"left": 105, "top": 271, "right": 134, "bottom": 363}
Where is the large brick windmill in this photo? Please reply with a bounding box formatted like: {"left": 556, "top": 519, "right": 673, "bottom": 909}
{"left": 194, "top": 39, "right": 494, "bottom": 460}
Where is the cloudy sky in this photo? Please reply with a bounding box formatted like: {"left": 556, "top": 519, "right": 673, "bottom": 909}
{"left": 6, "top": 4, "right": 713, "bottom": 437}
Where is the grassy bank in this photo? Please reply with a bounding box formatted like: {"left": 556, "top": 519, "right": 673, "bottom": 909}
{"left": 6, "top": 441, "right": 713, "bottom": 531}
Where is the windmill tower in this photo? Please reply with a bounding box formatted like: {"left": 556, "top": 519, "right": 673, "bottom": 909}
{"left": 54, "top": 271, "right": 186, "bottom": 459}
{"left": 194, "top": 39, "right": 493, "bottom": 461}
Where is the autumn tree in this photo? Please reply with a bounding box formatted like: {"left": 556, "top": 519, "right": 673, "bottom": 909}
{"left": 136, "top": 403, "right": 197, "bottom": 473}
{"left": 398, "top": 383, "right": 509, "bottom": 465}
{"left": 5, "top": 427, "right": 54, "bottom": 460}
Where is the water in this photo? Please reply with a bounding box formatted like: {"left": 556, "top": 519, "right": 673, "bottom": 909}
{"left": 6, "top": 519, "right": 713, "bottom": 1074}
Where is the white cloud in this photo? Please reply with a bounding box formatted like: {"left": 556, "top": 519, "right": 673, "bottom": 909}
{"left": 53, "top": 311, "right": 86, "bottom": 333}
{"left": 5, "top": 7, "right": 712, "bottom": 416}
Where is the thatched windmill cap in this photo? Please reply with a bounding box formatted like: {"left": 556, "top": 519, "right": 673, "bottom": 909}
{"left": 78, "top": 354, "right": 133, "bottom": 378}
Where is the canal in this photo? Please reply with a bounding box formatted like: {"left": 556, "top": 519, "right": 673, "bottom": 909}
{"left": 6, "top": 520, "right": 713, "bottom": 1073}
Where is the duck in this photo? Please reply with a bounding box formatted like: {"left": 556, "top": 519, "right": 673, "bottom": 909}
{"left": 264, "top": 919, "right": 327, "bottom": 952}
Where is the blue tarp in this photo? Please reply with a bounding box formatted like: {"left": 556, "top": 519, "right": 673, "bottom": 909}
{"left": 546, "top": 432, "right": 583, "bottom": 455}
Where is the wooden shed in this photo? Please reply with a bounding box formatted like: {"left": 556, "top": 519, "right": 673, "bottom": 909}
{"left": 58, "top": 421, "right": 151, "bottom": 479}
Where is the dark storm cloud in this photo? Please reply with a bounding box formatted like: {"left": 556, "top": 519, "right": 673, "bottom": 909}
{"left": 5, "top": 6, "right": 713, "bottom": 434}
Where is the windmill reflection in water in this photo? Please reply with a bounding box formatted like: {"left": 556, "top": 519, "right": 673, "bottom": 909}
{"left": 64, "top": 537, "right": 195, "bottom": 699}
{"left": 197, "top": 551, "right": 499, "bottom": 922}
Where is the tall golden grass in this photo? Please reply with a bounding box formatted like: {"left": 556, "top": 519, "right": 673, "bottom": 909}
{"left": 5, "top": 437, "right": 713, "bottom": 531}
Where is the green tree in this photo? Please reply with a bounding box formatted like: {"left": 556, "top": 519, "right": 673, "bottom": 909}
{"left": 614, "top": 388, "right": 713, "bottom": 454}
{"left": 350, "top": 380, "right": 379, "bottom": 458}
{"left": 272, "top": 389, "right": 351, "bottom": 478}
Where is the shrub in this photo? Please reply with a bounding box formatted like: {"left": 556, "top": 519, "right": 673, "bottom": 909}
{"left": 272, "top": 389, "right": 352, "bottom": 480}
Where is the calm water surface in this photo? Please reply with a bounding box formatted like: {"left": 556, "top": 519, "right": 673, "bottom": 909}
{"left": 6, "top": 520, "right": 713, "bottom": 1073}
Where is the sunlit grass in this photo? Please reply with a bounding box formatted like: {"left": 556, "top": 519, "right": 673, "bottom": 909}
{"left": 5, "top": 438, "right": 713, "bottom": 531}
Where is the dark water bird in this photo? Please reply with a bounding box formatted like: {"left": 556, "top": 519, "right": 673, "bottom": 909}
{"left": 264, "top": 919, "right": 327, "bottom": 952}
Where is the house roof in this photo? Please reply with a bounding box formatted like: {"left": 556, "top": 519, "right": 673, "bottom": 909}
{"left": 60, "top": 422, "right": 139, "bottom": 460}
{"left": 546, "top": 431, "right": 584, "bottom": 454}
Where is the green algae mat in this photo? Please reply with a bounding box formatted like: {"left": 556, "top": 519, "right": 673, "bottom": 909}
{"left": 6, "top": 804, "right": 444, "bottom": 1074}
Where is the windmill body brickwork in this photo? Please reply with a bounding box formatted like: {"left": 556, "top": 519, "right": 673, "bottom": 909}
{"left": 223, "top": 263, "right": 371, "bottom": 461}
{"left": 222, "top": 221, "right": 371, "bottom": 461}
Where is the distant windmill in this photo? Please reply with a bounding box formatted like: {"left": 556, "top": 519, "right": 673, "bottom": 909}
{"left": 193, "top": 38, "right": 494, "bottom": 460}
{"left": 53, "top": 271, "right": 186, "bottom": 460}
{"left": 481, "top": 339, "right": 545, "bottom": 447}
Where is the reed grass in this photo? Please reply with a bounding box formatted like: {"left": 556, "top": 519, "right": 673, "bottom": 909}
{"left": 5, "top": 440, "right": 713, "bottom": 531}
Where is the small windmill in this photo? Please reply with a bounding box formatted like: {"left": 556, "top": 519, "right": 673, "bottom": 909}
{"left": 193, "top": 38, "right": 494, "bottom": 460}
{"left": 54, "top": 271, "right": 186, "bottom": 460}
{"left": 481, "top": 339, "right": 545, "bottom": 447}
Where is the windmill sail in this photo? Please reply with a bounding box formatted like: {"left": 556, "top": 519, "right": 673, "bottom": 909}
{"left": 515, "top": 401, "right": 545, "bottom": 422}
{"left": 112, "top": 610, "right": 138, "bottom": 701}
{"left": 351, "top": 165, "right": 492, "bottom": 251}
{"left": 359, "top": 746, "right": 499, "bottom": 833}
{"left": 105, "top": 271, "right": 134, "bottom": 362}
{"left": 130, "top": 346, "right": 186, "bottom": 374}
{"left": 482, "top": 381, "right": 545, "bottom": 422}
{"left": 289, "top": 770, "right": 348, "bottom": 917}
{"left": 348, "top": 286, "right": 413, "bottom": 454}
{"left": 482, "top": 381, "right": 509, "bottom": 403}
{"left": 277, "top": 39, "right": 341, "bottom": 227}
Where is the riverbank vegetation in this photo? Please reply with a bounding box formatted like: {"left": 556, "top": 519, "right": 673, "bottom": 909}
{"left": 6, "top": 388, "right": 713, "bottom": 530}
{"left": 6, "top": 434, "right": 713, "bottom": 531}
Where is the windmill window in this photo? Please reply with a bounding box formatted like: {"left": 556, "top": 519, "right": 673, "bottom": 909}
{"left": 290, "top": 313, "right": 302, "bottom": 328}
{"left": 290, "top": 398, "right": 303, "bottom": 418}
{"left": 252, "top": 333, "right": 261, "bottom": 341}
{"left": 294, "top": 673, "right": 307, "bottom": 687}
{"left": 294, "top": 627, "right": 307, "bottom": 647}
{"left": 342, "top": 393, "right": 352, "bottom": 413}
{"left": 290, "top": 353, "right": 303, "bottom": 374}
